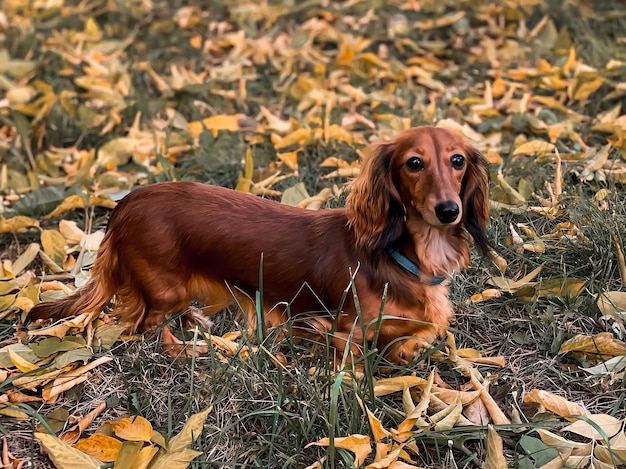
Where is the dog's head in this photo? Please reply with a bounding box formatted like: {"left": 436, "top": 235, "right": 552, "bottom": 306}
{"left": 347, "top": 126, "right": 491, "bottom": 257}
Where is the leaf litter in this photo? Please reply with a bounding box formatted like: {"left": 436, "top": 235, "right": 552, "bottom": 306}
{"left": 1, "top": 0, "right": 626, "bottom": 467}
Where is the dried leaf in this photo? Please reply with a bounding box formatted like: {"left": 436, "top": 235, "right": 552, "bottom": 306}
{"left": 0, "top": 216, "right": 39, "bottom": 234}
{"left": 523, "top": 389, "right": 587, "bottom": 422}
{"left": 513, "top": 140, "right": 555, "bottom": 156}
{"left": 559, "top": 332, "right": 626, "bottom": 357}
{"left": 35, "top": 432, "right": 102, "bottom": 469}
{"left": 73, "top": 434, "right": 122, "bottom": 462}
{"left": 110, "top": 416, "right": 153, "bottom": 442}
{"left": 167, "top": 407, "right": 212, "bottom": 453}
{"left": 562, "top": 414, "right": 622, "bottom": 440}
{"left": 307, "top": 435, "right": 372, "bottom": 467}
{"left": 484, "top": 425, "right": 507, "bottom": 469}
{"left": 41, "top": 229, "right": 68, "bottom": 267}
{"left": 374, "top": 376, "right": 428, "bottom": 397}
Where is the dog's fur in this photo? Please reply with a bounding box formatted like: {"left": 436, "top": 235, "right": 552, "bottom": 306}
{"left": 27, "top": 126, "right": 490, "bottom": 363}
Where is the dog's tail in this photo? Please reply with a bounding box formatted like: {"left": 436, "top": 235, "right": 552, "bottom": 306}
{"left": 26, "top": 236, "right": 118, "bottom": 323}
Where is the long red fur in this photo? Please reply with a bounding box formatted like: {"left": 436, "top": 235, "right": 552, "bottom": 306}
{"left": 27, "top": 126, "right": 490, "bottom": 364}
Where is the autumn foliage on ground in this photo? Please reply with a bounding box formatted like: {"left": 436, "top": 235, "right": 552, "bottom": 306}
{"left": 1, "top": 0, "right": 626, "bottom": 468}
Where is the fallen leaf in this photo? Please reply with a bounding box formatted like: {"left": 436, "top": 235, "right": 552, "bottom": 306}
{"left": 35, "top": 432, "right": 102, "bottom": 469}
{"left": 307, "top": 435, "right": 372, "bottom": 467}
{"left": 523, "top": 389, "right": 587, "bottom": 422}
{"left": 110, "top": 416, "right": 153, "bottom": 442}
{"left": 562, "top": 414, "right": 622, "bottom": 440}
{"left": 73, "top": 434, "right": 123, "bottom": 462}
{"left": 484, "top": 425, "right": 507, "bottom": 469}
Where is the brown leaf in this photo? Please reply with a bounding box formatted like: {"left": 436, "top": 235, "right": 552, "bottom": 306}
{"left": 523, "top": 389, "right": 587, "bottom": 422}
{"left": 558, "top": 332, "right": 626, "bottom": 357}
{"left": 563, "top": 414, "right": 623, "bottom": 440}
{"left": 483, "top": 425, "right": 507, "bottom": 469}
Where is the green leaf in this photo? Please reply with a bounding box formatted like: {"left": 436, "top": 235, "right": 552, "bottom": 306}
{"left": 519, "top": 435, "right": 558, "bottom": 467}
{"left": 0, "top": 343, "right": 41, "bottom": 368}
{"left": 94, "top": 324, "right": 127, "bottom": 351}
{"left": 30, "top": 336, "right": 86, "bottom": 358}
{"left": 53, "top": 347, "right": 93, "bottom": 369}
{"left": 281, "top": 182, "right": 309, "bottom": 207}
{"left": 37, "top": 408, "right": 70, "bottom": 434}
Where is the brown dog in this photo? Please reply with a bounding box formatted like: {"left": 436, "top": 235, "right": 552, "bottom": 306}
{"left": 27, "top": 126, "right": 490, "bottom": 363}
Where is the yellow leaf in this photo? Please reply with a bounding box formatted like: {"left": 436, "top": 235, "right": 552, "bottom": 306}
{"left": 41, "top": 229, "right": 67, "bottom": 267}
{"left": 59, "top": 220, "right": 85, "bottom": 244}
{"left": 488, "top": 265, "right": 543, "bottom": 293}
{"left": 537, "top": 429, "right": 592, "bottom": 454}
{"left": 0, "top": 404, "right": 29, "bottom": 419}
{"left": 396, "top": 371, "right": 435, "bottom": 438}
{"left": 73, "top": 434, "right": 123, "bottom": 462}
{"left": 235, "top": 148, "right": 254, "bottom": 193}
{"left": 45, "top": 195, "right": 86, "bottom": 219}
{"left": 605, "top": 165, "right": 626, "bottom": 184}
{"left": 6, "top": 347, "right": 38, "bottom": 372}
{"left": 562, "top": 414, "right": 622, "bottom": 440}
{"left": 523, "top": 389, "right": 587, "bottom": 422}
{"left": 596, "top": 291, "right": 626, "bottom": 318}
{"left": 414, "top": 11, "right": 465, "bottom": 29}
{"left": 484, "top": 425, "right": 507, "bottom": 469}
{"left": 307, "top": 435, "right": 372, "bottom": 467}
{"left": 188, "top": 114, "right": 244, "bottom": 139}
{"left": 96, "top": 137, "right": 137, "bottom": 170}
{"left": 513, "top": 140, "right": 555, "bottom": 156}
{"left": 325, "top": 125, "right": 353, "bottom": 144}
{"left": 365, "top": 444, "right": 404, "bottom": 469}
{"left": 35, "top": 432, "right": 102, "bottom": 469}
{"left": 129, "top": 445, "right": 159, "bottom": 469}
{"left": 167, "top": 407, "right": 212, "bottom": 453}
{"left": 580, "top": 145, "right": 612, "bottom": 178}
{"left": 531, "top": 96, "right": 569, "bottom": 113}
{"left": 558, "top": 332, "right": 626, "bottom": 357}
{"left": 432, "top": 395, "right": 463, "bottom": 431}
{"left": 373, "top": 376, "right": 428, "bottom": 397}
{"left": 355, "top": 396, "right": 390, "bottom": 441}
{"left": 276, "top": 151, "right": 299, "bottom": 172}
{"left": 0, "top": 216, "right": 39, "bottom": 234}
{"left": 273, "top": 128, "right": 313, "bottom": 150}
{"left": 470, "top": 289, "right": 502, "bottom": 303}
{"left": 573, "top": 77, "right": 604, "bottom": 102}
{"left": 110, "top": 416, "right": 153, "bottom": 442}
{"left": 146, "top": 448, "right": 203, "bottom": 469}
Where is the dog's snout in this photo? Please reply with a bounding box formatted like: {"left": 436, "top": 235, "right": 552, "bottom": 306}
{"left": 435, "top": 201, "right": 460, "bottom": 224}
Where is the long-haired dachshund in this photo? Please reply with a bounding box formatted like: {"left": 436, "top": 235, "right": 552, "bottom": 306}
{"left": 27, "top": 126, "right": 490, "bottom": 364}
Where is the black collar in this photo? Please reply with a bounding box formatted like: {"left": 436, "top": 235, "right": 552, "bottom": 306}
{"left": 387, "top": 248, "right": 446, "bottom": 286}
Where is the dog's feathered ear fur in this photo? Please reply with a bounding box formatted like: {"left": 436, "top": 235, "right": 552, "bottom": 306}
{"left": 346, "top": 142, "right": 405, "bottom": 256}
{"left": 461, "top": 144, "right": 491, "bottom": 257}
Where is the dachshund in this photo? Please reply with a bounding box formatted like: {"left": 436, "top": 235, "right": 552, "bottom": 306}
{"left": 27, "top": 126, "right": 491, "bottom": 364}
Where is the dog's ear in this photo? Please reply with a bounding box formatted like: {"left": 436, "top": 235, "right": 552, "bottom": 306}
{"left": 461, "top": 143, "right": 492, "bottom": 257}
{"left": 347, "top": 142, "right": 405, "bottom": 255}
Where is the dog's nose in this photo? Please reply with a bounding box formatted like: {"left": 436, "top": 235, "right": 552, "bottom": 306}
{"left": 435, "top": 201, "right": 460, "bottom": 224}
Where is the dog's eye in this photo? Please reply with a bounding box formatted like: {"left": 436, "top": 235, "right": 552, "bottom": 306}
{"left": 406, "top": 157, "right": 424, "bottom": 171}
{"left": 451, "top": 154, "right": 465, "bottom": 169}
